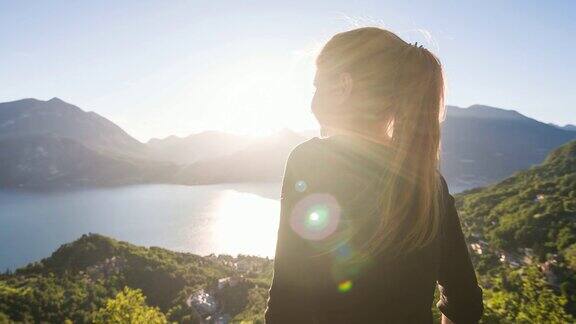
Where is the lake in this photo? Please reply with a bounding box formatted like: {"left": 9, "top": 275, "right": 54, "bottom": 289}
{"left": 0, "top": 183, "right": 282, "bottom": 270}
{"left": 0, "top": 181, "right": 467, "bottom": 270}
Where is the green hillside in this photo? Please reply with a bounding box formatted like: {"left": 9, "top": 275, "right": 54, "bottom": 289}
{"left": 456, "top": 140, "right": 576, "bottom": 262}
{"left": 455, "top": 140, "right": 576, "bottom": 322}
{"left": 0, "top": 234, "right": 273, "bottom": 323}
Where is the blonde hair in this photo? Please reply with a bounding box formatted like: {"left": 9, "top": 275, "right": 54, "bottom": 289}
{"left": 313, "top": 27, "right": 445, "bottom": 257}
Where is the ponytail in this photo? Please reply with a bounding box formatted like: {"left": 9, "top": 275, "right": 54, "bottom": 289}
{"left": 315, "top": 27, "right": 445, "bottom": 258}
{"left": 365, "top": 45, "right": 444, "bottom": 257}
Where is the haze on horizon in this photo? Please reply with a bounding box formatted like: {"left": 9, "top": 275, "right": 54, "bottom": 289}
{"left": 1, "top": 0, "right": 575, "bottom": 142}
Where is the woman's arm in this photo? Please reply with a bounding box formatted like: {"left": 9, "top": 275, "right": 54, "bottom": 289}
{"left": 265, "top": 148, "right": 315, "bottom": 323}
{"left": 436, "top": 175, "right": 484, "bottom": 324}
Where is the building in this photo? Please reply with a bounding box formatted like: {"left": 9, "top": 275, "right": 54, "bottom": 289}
{"left": 187, "top": 289, "right": 219, "bottom": 317}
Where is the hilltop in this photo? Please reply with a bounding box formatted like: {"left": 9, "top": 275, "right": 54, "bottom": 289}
{"left": 454, "top": 140, "right": 576, "bottom": 321}
{"left": 0, "top": 234, "right": 273, "bottom": 323}
{"left": 456, "top": 140, "right": 576, "bottom": 260}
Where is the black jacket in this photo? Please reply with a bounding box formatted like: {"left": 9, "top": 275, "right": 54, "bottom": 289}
{"left": 265, "top": 134, "right": 483, "bottom": 324}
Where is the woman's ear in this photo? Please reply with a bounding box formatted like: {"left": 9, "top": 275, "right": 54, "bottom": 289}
{"left": 337, "top": 72, "right": 353, "bottom": 104}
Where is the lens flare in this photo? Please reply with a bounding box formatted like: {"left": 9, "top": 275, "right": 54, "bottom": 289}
{"left": 295, "top": 180, "right": 308, "bottom": 192}
{"left": 335, "top": 243, "right": 352, "bottom": 261}
{"left": 330, "top": 256, "right": 363, "bottom": 285}
{"left": 309, "top": 212, "right": 320, "bottom": 221}
{"left": 329, "top": 241, "right": 375, "bottom": 290}
{"left": 338, "top": 280, "right": 353, "bottom": 293}
{"left": 290, "top": 193, "right": 341, "bottom": 241}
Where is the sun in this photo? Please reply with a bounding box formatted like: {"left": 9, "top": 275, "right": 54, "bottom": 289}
{"left": 173, "top": 46, "right": 321, "bottom": 137}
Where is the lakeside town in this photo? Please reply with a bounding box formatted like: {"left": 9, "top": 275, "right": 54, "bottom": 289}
{"left": 74, "top": 249, "right": 272, "bottom": 324}
{"left": 464, "top": 192, "right": 565, "bottom": 290}
{"left": 186, "top": 255, "right": 272, "bottom": 323}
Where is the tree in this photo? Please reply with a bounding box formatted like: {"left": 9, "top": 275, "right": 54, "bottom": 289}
{"left": 483, "top": 266, "right": 574, "bottom": 323}
{"left": 93, "top": 287, "right": 167, "bottom": 324}
{"left": 565, "top": 243, "right": 576, "bottom": 271}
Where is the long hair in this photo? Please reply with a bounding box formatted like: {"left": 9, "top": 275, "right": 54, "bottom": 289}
{"left": 313, "top": 27, "right": 445, "bottom": 257}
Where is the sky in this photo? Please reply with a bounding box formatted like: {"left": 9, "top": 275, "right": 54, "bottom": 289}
{"left": 0, "top": 0, "right": 575, "bottom": 142}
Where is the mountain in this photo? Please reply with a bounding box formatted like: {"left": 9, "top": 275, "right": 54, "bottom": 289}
{"left": 1, "top": 98, "right": 574, "bottom": 190}
{"left": 174, "top": 129, "right": 306, "bottom": 185}
{"left": 147, "top": 130, "right": 254, "bottom": 164}
{"left": 0, "top": 98, "right": 173, "bottom": 188}
{"left": 0, "top": 98, "right": 147, "bottom": 156}
{"left": 0, "top": 134, "right": 169, "bottom": 187}
{"left": 440, "top": 105, "right": 576, "bottom": 190}
{"left": 175, "top": 105, "right": 575, "bottom": 190}
{"left": 0, "top": 233, "right": 273, "bottom": 323}
{"left": 549, "top": 123, "right": 576, "bottom": 132}
{"left": 146, "top": 129, "right": 320, "bottom": 165}
{"left": 456, "top": 139, "right": 576, "bottom": 261}
{"left": 453, "top": 140, "right": 576, "bottom": 320}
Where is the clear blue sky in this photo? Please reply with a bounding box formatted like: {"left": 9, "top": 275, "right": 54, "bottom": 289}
{"left": 1, "top": 0, "right": 574, "bottom": 141}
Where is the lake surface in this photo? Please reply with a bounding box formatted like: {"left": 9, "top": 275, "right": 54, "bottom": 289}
{"left": 0, "top": 181, "right": 467, "bottom": 270}
{"left": 0, "top": 183, "right": 282, "bottom": 270}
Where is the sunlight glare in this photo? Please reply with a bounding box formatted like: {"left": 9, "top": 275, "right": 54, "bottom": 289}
{"left": 176, "top": 46, "right": 319, "bottom": 136}
{"left": 211, "top": 189, "right": 280, "bottom": 257}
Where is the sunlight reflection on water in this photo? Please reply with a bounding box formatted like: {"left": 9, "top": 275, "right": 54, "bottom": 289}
{"left": 211, "top": 190, "right": 280, "bottom": 257}
{"left": 0, "top": 183, "right": 281, "bottom": 270}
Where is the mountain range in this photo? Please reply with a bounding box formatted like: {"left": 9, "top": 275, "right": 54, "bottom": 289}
{"left": 440, "top": 104, "right": 575, "bottom": 189}
{"left": 0, "top": 98, "right": 574, "bottom": 191}
{"left": 0, "top": 98, "right": 176, "bottom": 188}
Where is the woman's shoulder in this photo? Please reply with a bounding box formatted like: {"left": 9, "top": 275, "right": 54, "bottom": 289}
{"left": 289, "top": 134, "right": 395, "bottom": 177}
{"left": 292, "top": 135, "right": 323, "bottom": 151}
{"left": 285, "top": 136, "right": 346, "bottom": 180}
{"left": 287, "top": 136, "right": 330, "bottom": 162}
{"left": 435, "top": 171, "right": 452, "bottom": 197}
{"left": 289, "top": 134, "right": 383, "bottom": 157}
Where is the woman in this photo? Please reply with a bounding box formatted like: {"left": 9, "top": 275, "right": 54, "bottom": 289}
{"left": 265, "top": 27, "right": 483, "bottom": 323}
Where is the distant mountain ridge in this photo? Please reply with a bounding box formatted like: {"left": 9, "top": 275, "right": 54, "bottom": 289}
{"left": 173, "top": 129, "right": 306, "bottom": 184}
{"left": 445, "top": 104, "right": 529, "bottom": 120}
{"left": 160, "top": 104, "right": 576, "bottom": 189}
{"left": 0, "top": 98, "right": 147, "bottom": 156}
{"left": 147, "top": 130, "right": 255, "bottom": 164}
{"left": 0, "top": 98, "right": 574, "bottom": 190}
{"left": 549, "top": 122, "right": 576, "bottom": 132}
{"left": 441, "top": 104, "right": 576, "bottom": 190}
{"left": 0, "top": 98, "right": 173, "bottom": 188}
